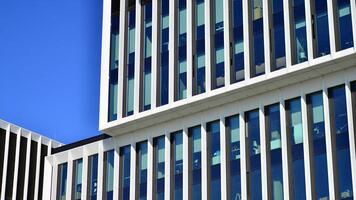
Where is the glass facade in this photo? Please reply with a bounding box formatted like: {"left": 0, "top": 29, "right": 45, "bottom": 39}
{"left": 104, "top": 151, "right": 114, "bottom": 200}
{"left": 328, "top": 86, "right": 353, "bottom": 199}
{"left": 212, "top": 0, "right": 225, "bottom": 89}
{"left": 194, "top": 0, "right": 206, "bottom": 95}
{"left": 159, "top": 0, "right": 169, "bottom": 106}
{"left": 88, "top": 154, "right": 98, "bottom": 200}
{"left": 246, "top": 110, "right": 262, "bottom": 200}
{"left": 120, "top": 146, "right": 131, "bottom": 200}
{"left": 352, "top": 82, "right": 356, "bottom": 138}
{"left": 307, "top": 92, "right": 329, "bottom": 199}
{"left": 171, "top": 131, "right": 183, "bottom": 199}
{"left": 137, "top": 141, "right": 148, "bottom": 200}
{"left": 292, "top": 0, "right": 308, "bottom": 64}
{"left": 57, "top": 163, "right": 68, "bottom": 200}
{"left": 271, "top": 0, "right": 286, "bottom": 70}
{"left": 231, "top": 0, "right": 244, "bottom": 82}
{"left": 251, "top": 0, "right": 265, "bottom": 77}
{"left": 189, "top": 126, "right": 202, "bottom": 199}
{"left": 72, "top": 159, "right": 83, "bottom": 200}
{"left": 177, "top": 0, "right": 187, "bottom": 100}
{"left": 142, "top": 1, "right": 152, "bottom": 111}
{"left": 313, "top": 0, "right": 330, "bottom": 57}
{"left": 336, "top": 0, "right": 354, "bottom": 50}
{"left": 154, "top": 136, "right": 165, "bottom": 200}
{"left": 207, "top": 121, "right": 221, "bottom": 199}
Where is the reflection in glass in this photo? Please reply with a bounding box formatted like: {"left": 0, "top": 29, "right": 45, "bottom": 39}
{"left": 207, "top": 121, "right": 221, "bottom": 199}
{"left": 292, "top": 0, "right": 308, "bottom": 64}
{"left": 313, "top": 0, "right": 330, "bottom": 57}
{"left": 226, "top": 115, "right": 241, "bottom": 200}
{"left": 189, "top": 126, "right": 202, "bottom": 199}
{"left": 328, "top": 86, "right": 353, "bottom": 199}
{"left": 212, "top": 0, "right": 225, "bottom": 89}
{"left": 88, "top": 154, "right": 98, "bottom": 200}
{"left": 271, "top": 0, "right": 286, "bottom": 70}
{"left": 120, "top": 146, "right": 131, "bottom": 200}
{"left": 72, "top": 159, "right": 83, "bottom": 200}
{"left": 194, "top": 0, "right": 206, "bottom": 95}
{"left": 154, "top": 136, "right": 165, "bottom": 200}
{"left": 246, "top": 110, "right": 262, "bottom": 200}
{"left": 231, "top": 0, "right": 244, "bottom": 82}
{"left": 137, "top": 142, "right": 148, "bottom": 200}
{"left": 57, "top": 163, "right": 68, "bottom": 200}
{"left": 336, "top": 0, "right": 354, "bottom": 50}
{"left": 104, "top": 151, "right": 114, "bottom": 200}
{"left": 286, "top": 98, "right": 306, "bottom": 200}
{"left": 307, "top": 92, "right": 329, "bottom": 199}
{"left": 177, "top": 0, "right": 187, "bottom": 100}
{"left": 159, "top": 0, "right": 169, "bottom": 106}
{"left": 172, "top": 131, "right": 183, "bottom": 199}
{"left": 251, "top": 0, "right": 265, "bottom": 76}
{"left": 142, "top": 1, "right": 152, "bottom": 111}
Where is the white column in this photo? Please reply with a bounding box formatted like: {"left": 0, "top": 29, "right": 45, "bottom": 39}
{"left": 66, "top": 155, "right": 74, "bottom": 200}
{"left": 240, "top": 113, "right": 248, "bottom": 200}
{"left": 205, "top": 0, "right": 212, "bottom": 92}
{"left": 283, "top": 0, "right": 292, "bottom": 68}
{"left": 259, "top": 107, "right": 269, "bottom": 200}
{"left": 81, "top": 150, "right": 89, "bottom": 200}
{"left": 168, "top": 0, "right": 176, "bottom": 103}
{"left": 51, "top": 162, "right": 59, "bottom": 200}
{"left": 147, "top": 137, "right": 154, "bottom": 200}
{"left": 345, "top": 82, "right": 356, "bottom": 197}
{"left": 113, "top": 147, "right": 120, "bottom": 200}
{"left": 223, "top": 0, "right": 232, "bottom": 86}
{"left": 34, "top": 137, "right": 43, "bottom": 200}
{"left": 11, "top": 129, "right": 21, "bottom": 200}
{"left": 151, "top": 0, "right": 159, "bottom": 109}
{"left": 182, "top": 128, "right": 189, "bottom": 200}
{"left": 97, "top": 145, "right": 105, "bottom": 200}
{"left": 326, "top": 0, "right": 337, "bottom": 54}
{"left": 42, "top": 158, "right": 53, "bottom": 200}
{"left": 134, "top": 0, "right": 143, "bottom": 114}
{"left": 0, "top": 124, "right": 10, "bottom": 200}
{"left": 22, "top": 134, "right": 32, "bottom": 200}
{"left": 305, "top": 0, "right": 314, "bottom": 60}
{"left": 164, "top": 132, "right": 171, "bottom": 200}
{"left": 187, "top": 0, "right": 193, "bottom": 98}
{"left": 263, "top": 0, "right": 271, "bottom": 73}
{"left": 243, "top": 0, "right": 251, "bottom": 80}
{"left": 201, "top": 124, "right": 208, "bottom": 200}
{"left": 130, "top": 144, "right": 137, "bottom": 200}
{"left": 220, "top": 118, "right": 228, "bottom": 200}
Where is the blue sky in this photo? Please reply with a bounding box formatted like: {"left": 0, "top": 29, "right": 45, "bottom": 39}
{"left": 0, "top": 0, "right": 103, "bottom": 144}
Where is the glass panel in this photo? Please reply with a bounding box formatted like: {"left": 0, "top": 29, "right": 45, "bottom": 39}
{"left": 72, "top": 159, "right": 83, "bottom": 200}
{"left": 171, "top": 131, "right": 183, "bottom": 200}
{"left": 177, "top": 0, "right": 187, "bottom": 100}
{"left": 212, "top": 0, "right": 225, "bottom": 89}
{"left": 352, "top": 82, "right": 356, "bottom": 141}
{"left": 142, "top": 1, "right": 152, "bottom": 111}
{"left": 246, "top": 110, "right": 262, "bottom": 200}
{"left": 265, "top": 104, "right": 284, "bottom": 199}
{"left": 104, "top": 151, "right": 114, "bottom": 200}
{"left": 313, "top": 0, "right": 330, "bottom": 57}
{"left": 226, "top": 115, "right": 241, "bottom": 200}
{"left": 159, "top": 0, "right": 169, "bottom": 106}
{"left": 252, "top": 0, "right": 265, "bottom": 76}
{"left": 272, "top": 0, "right": 286, "bottom": 70}
{"left": 292, "top": 0, "right": 308, "bottom": 64}
{"left": 88, "top": 154, "right": 98, "bottom": 200}
{"left": 16, "top": 137, "right": 27, "bottom": 199}
{"left": 307, "top": 92, "right": 329, "bottom": 199}
{"left": 28, "top": 140, "right": 38, "bottom": 200}
{"left": 286, "top": 98, "right": 306, "bottom": 200}
{"left": 328, "top": 86, "right": 353, "bottom": 199}
{"left": 207, "top": 121, "right": 221, "bottom": 199}
{"left": 5, "top": 133, "right": 17, "bottom": 199}
{"left": 154, "top": 136, "right": 165, "bottom": 200}
{"left": 336, "top": 0, "right": 354, "bottom": 50}
{"left": 137, "top": 142, "right": 148, "bottom": 200}
{"left": 232, "top": 0, "right": 244, "bottom": 82}
{"left": 194, "top": 0, "right": 206, "bottom": 95}
{"left": 120, "top": 146, "right": 131, "bottom": 200}
{"left": 189, "top": 126, "right": 202, "bottom": 200}
{"left": 125, "top": 7, "right": 136, "bottom": 116}
{"left": 57, "top": 163, "right": 68, "bottom": 200}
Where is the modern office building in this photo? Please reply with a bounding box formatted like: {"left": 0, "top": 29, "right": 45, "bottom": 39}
{"left": 43, "top": 0, "right": 356, "bottom": 199}
{"left": 0, "top": 119, "right": 62, "bottom": 200}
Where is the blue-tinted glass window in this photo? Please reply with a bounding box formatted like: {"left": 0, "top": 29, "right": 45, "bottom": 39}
{"left": 328, "top": 86, "right": 353, "bottom": 199}
{"left": 292, "top": 0, "right": 308, "bottom": 64}
{"left": 57, "top": 163, "right": 67, "bottom": 200}
{"left": 194, "top": 0, "right": 206, "bottom": 95}
{"left": 137, "top": 142, "right": 148, "bottom": 200}
{"left": 120, "top": 146, "right": 131, "bottom": 200}
{"left": 265, "top": 104, "right": 284, "bottom": 198}
{"left": 313, "top": 0, "right": 330, "bottom": 57}
{"left": 286, "top": 98, "right": 306, "bottom": 200}
{"left": 272, "top": 0, "right": 286, "bottom": 70}
{"left": 72, "top": 159, "right": 83, "bottom": 200}
{"left": 142, "top": 1, "right": 152, "bottom": 111}
{"left": 307, "top": 92, "right": 329, "bottom": 199}
{"left": 154, "top": 136, "right": 165, "bottom": 200}
{"left": 159, "top": 0, "right": 169, "bottom": 106}
{"left": 251, "top": 0, "right": 265, "bottom": 77}
{"left": 336, "top": 0, "right": 354, "bottom": 50}
{"left": 212, "top": 0, "right": 225, "bottom": 89}
{"left": 246, "top": 110, "right": 262, "bottom": 200}
{"left": 125, "top": 7, "right": 136, "bottom": 116}
{"left": 189, "top": 126, "right": 202, "bottom": 200}
{"left": 177, "top": 0, "right": 187, "bottom": 100}
{"left": 352, "top": 82, "right": 356, "bottom": 138}
{"left": 171, "top": 131, "right": 183, "bottom": 200}
{"left": 231, "top": 0, "right": 244, "bottom": 82}
{"left": 88, "top": 154, "right": 98, "bottom": 200}
{"left": 226, "top": 115, "right": 241, "bottom": 200}
{"left": 207, "top": 120, "right": 221, "bottom": 199}
{"left": 104, "top": 151, "right": 114, "bottom": 200}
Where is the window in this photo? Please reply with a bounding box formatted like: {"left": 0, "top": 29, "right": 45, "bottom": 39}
{"left": 72, "top": 159, "right": 83, "bottom": 200}
{"left": 141, "top": 1, "right": 152, "bottom": 111}
{"left": 137, "top": 142, "right": 148, "bottom": 200}
{"left": 189, "top": 126, "right": 202, "bottom": 199}
{"left": 16, "top": 137, "right": 28, "bottom": 199}
{"left": 265, "top": 104, "right": 283, "bottom": 198}
{"left": 207, "top": 120, "right": 221, "bottom": 199}
{"left": 4, "top": 133, "right": 16, "bottom": 199}
{"left": 103, "top": 151, "right": 114, "bottom": 200}
{"left": 171, "top": 131, "right": 183, "bottom": 199}
{"left": 154, "top": 136, "right": 165, "bottom": 200}
{"left": 57, "top": 163, "right": 68, "bottom": 200}
{"left": 246, "top": 110, "right": 262, "bottom": 199}
{"left": 88, "top": 154, "right": 98, "bottom": 200}
{"left": 176, "top": 0, "right": 187, "bottom": 100}
{"left": 231, "top": 0, "right": 244, "bottom": 82}
{"left": 271, "top": 0, "right": 286, "bottom": 70}
{"left": 292, "top": 0, "right": 308, "bottom": 64}
{"left": 0, "top": 129, "right": 5, "bottom": 195}
{"left": 336, "top": 0, "right": 354, "bottom": 50}
{"left": 312, "top": 0, "right": 330, "bottom": 57}
{"left": 226, "top": 115, "right": 241, "bottom": 200}
{"left": 306, "top": 91, "right": 329, "bottom": 199}
{"left": 120, "top": 146, "right": 131, "bottom": 200}
{"left": 285, "top": 98, "right": 306, "bottom": 199}
{"left": 159, "top": 0, "right": 169, "bottom": 106}
{"left": 328, "top": 85, "right": 353, "bottom": 199}
{"left": 251, "top": 0, "right": 265, "bottom": 77}
{"left": 108, "top": 0, "right": 120, "bottom": 122}
{"left": 193, "top": 0, "right": 206, "bottom": 95}
{"left": 28, "top": 140, "right": 38, "bottom": 200}
{"left": 212, "top": 0, "right": 225, "bottom": 89}
{"left": 352, "top": 82, "right": 356, "bottom": 143}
